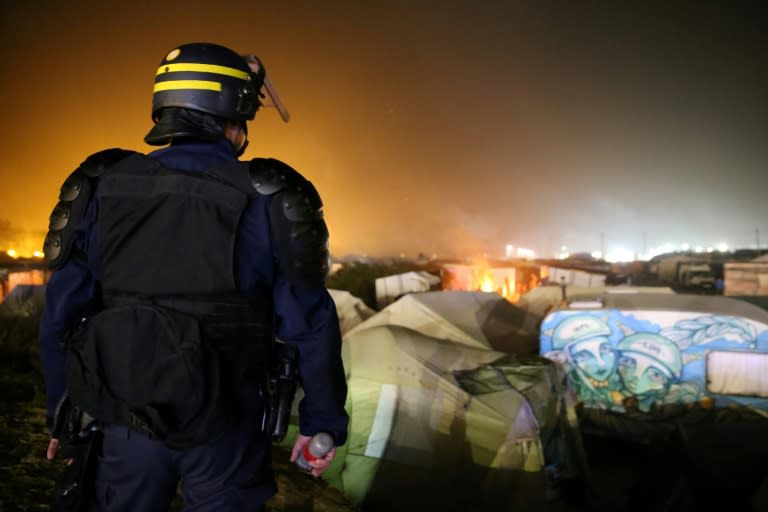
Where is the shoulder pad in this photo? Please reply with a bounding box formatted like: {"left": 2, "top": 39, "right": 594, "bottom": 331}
{"left": 248, "top": 158, "right": 307, "bottom": 196}
{"left": 248, "top": 158, "right": 323, "bottom": 221}
{"left": 257, "top": 159, "right": 330, "bottom": 287}
{"left": 43, "top": 148, "right": 136, "bottom": 269}
{"left": 80, "top": 148, "right": 136, "bottom": 178}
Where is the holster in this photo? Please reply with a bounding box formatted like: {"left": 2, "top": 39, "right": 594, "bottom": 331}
{"left": 50, "top": 393, "right": 102, "bottom": 512}
{"left": 267, "top": 342, "right": 299, "bottom": 442}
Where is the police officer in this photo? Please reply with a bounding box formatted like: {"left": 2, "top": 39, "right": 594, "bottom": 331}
{"left": 39, "top": 42, "right": 349, "bottom": 511}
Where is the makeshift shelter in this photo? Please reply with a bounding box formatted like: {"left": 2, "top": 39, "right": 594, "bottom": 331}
{"left": 540, "top": 293, "right": 768, "bottom": 435}
{"left": 0, "top": 284, "right": 45, "bottom": 317}
{"left": 542, "top": 266, "right": 606, "bottom": 288}
{"left": 724, "top": 261, "right": 768, "bottom": 296}
{"left": 374, "top": 271, "right": 440, "bottom": 309}
{"left": 439, "top": 262, "right": 541, "bottom": 303}
{"left": 329, "top": 291, "right": 581, "bottom": 511}
{"left": 328, "top": 289, "right": 375, "bottom": 335}
{"left": 517, "top": 285, "right": 675, "bottom": 331}
{"left": 1, "top": 269, "right": 46, "bottom": 302}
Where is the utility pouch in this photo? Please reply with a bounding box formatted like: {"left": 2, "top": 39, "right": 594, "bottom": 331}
{"left": 65, "top": 303, "right": 232, "bottom": 449}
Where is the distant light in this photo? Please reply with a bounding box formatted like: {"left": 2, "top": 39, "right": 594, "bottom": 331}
{"left": 33, "top": 251, "right": 44, "bottom": 258}
{"left": 694, "top": 246, "right": 704, "bottom": 253}
{"left": 505, "top": 244, "right": 514, "bottom": 259}
{"left": 605, "top": 248, "right": 634, "bottom": 262}
{"left": 6, "top": 249, "right": 18, "bottom": 258}
{"left": 717, "top": 243, "right": 728, "bottom": 252}
{"left": 706, "top": 247, "right": 714, "bottom": 253}
{"left": 643, "top": 247, "right": 662, "bottom": 260}
{"left": 591, "top": 251, "right": 603, "bottom": 259}
{"left": 646, "top": 243, "right": 675, "bottom": 258}
{"left": 516, "top": 247, "right": 536, "bottom": 259}
{"left": 681, "top": 243, "right": 690, "bottom": 251}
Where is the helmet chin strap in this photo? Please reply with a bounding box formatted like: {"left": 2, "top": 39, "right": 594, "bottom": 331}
{"left": 235, "top": 132, "right": 249, "bottom": 157}
{"left": 232, "top": 122, "right": 249, "bottom": 157}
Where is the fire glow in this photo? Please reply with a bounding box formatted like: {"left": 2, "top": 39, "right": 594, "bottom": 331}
{"left": 442, "top": 262, "right": 519, "bottom": 301}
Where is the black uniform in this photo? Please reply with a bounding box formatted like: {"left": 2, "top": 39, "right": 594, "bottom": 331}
{"left": 40, "top": 138, "right": 349, "bottom": 511}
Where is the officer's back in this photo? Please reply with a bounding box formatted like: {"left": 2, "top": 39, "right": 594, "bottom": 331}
{"left": 40, "top": 42, "right": 348, "bottom": 512}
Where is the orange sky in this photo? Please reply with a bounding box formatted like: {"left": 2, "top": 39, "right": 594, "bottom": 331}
{"left": 1, "top": 1, "right": 766, "bottom": 258}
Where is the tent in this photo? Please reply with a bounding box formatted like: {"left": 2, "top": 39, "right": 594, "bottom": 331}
{"left": 0, "top": 284, "right": 46, "bottom": 317}
{"left": 724, "top": 260, "right": 768, "bottom": 296}
{"left": 518, "top": 285, "right": 675, "bottom": 331}
{"left": 539, "top": 293, "right": 768, "bottom": 434}
{"left": 542, "top": 266, "right": 606, "bottom": 288}
{"left": 328, "top": 288, "right": 376, "bottom": 335}
{"left": 374, "top": 271, "right": 441, "bottom": 309}
{"left": 326, "top": 291, "right": 581, "bottom": 511}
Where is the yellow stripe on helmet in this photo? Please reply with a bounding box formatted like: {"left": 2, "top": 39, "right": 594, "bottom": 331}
{"left": 156, "top": 63, "right": 249, "bottom": 80}
{"left": 153, "top": 80, "right": 222, "bottom": 92}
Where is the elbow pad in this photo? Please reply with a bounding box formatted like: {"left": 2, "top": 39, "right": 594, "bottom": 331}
{"left": 42, "top": 149, "right": 135, "bottom": 270}
{"left": 249, "top": 158, "right": 330, "bottom": 288}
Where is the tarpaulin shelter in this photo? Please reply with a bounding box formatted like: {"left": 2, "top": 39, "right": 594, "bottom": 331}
{"left": 374, "top": 271, "right": 441, "bottom": 309}
{"left": 540, "top": 293, "right": 768, "bottom": 433}
{"left": 326, "top": 291, "right": 581, "bottom": 511}
{"left": 518, "top": 285, "right": 675, "bottom": 331}
{"left": 329, "top": 288, "right": 376, "bottom": 335}
{"left": 0, "top": 284, "right": 45, "bottom": 317}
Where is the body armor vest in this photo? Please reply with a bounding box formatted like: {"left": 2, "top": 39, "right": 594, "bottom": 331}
{"left": 66, "top": 153, "right": 274, "bottom": 449}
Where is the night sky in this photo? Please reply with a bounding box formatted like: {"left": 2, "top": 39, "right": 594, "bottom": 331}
{"left": 1, "top": 1, "right": 766, "bottom": 259}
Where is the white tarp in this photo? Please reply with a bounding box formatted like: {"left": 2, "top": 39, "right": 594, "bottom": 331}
{"left": 707, "top": 351, "right": 768, "bottom": 398}
{"left": 328, "top": 288, "right": 375, "bottom": 335}
{"left": 517, "top": 285, "right": 675, "bottom": 330}
{"left": 544, "top": 267, "right": 606, "bottom": 288}
{"left": 329, "top": 291, "right": 577, "bottom": 510}
{"left": 374, "top": 271, "right": 440, "bottom": 309}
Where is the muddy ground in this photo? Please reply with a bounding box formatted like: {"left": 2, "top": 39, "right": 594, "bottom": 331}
{"left": 2, "top": 307, "right": 766, "bottom": 512}
{"left": 0, "top": 372, "right": 358, "bottom": 512}
{"left": 0, "top": 309, "right": 357, "bottom": 512}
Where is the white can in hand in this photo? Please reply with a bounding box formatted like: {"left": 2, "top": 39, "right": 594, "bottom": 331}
{"left": 296, "top": 432, "right": 334, "bottom": 472}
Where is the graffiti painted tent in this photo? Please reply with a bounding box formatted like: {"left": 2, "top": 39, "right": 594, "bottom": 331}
{"left": 330, "top": 291, "right": 580, "bottom": 511}
{"left": 518, "top": 285, "right": 675, "bottom": 331}
{"left": 540, "top": 293, "right": 768, "bottom": 428}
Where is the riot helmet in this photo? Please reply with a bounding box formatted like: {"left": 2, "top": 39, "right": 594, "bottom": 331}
{"left": 145, "top": 43, "right": 289, "bottom": 148}
{"left": 151, "top": 42, "right": 263, "bottom": 122}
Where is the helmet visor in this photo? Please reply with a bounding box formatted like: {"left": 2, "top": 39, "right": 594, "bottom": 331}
{"left": 242, "top": 55, "right": 291, "bottom": 122}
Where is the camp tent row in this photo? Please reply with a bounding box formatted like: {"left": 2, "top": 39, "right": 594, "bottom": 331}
{"left": 322, "top": 290, "right": 583, "bottom": 511}
{"left": 328, "top": 285, "right": 768, "bottom": 508}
